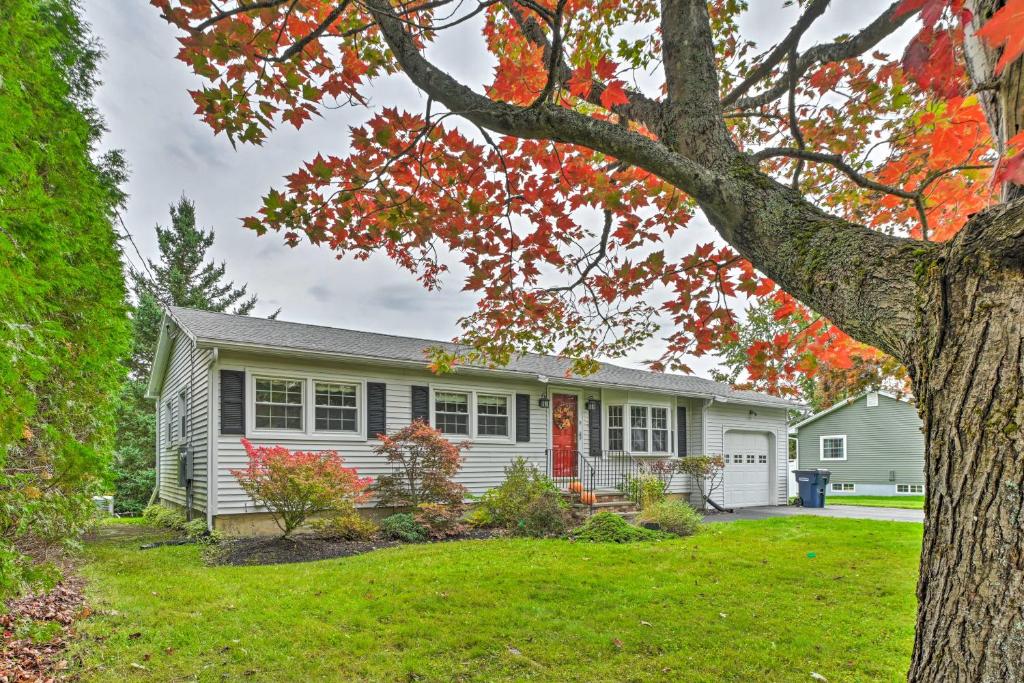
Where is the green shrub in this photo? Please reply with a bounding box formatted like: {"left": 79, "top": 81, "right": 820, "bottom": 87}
{"left": 635, "top": 501, "right": 702, "bottom": 537}
{"left": 414, "top": 503, "right": 464, "bottom": 539}
{"left": 311, "top": 511, "right": 379, "bottom": 541}
{"left": 621, "top": 473, "right": 667, "bottom": 509}
{"left": 571, "top": 511, "right": 664, "bottom": 543}
{"left": 142, "top": 503, "right": 188, "bottom": 532}
{"left": 519, "top": 490, "right": 568, "bottom": 537}
{"left": 477, "top": 458, "right": 567, "bottom": 536}
{"left": 380, "top": 513, "right": 428, "bottom": 543}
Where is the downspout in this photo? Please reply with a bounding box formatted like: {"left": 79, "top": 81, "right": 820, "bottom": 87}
{"left": 185, "top": 340, "right": 195, "bottom": 521}
{"left": 206, "top": 347, "right": 218, "bottom": 532}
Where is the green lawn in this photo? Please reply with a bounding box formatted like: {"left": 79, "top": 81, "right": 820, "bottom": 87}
{"left": 72, "top": 518, "right": 921, "bottom": 682}
{"left": 829, "top": 496, "right": 926, "bottom": 510}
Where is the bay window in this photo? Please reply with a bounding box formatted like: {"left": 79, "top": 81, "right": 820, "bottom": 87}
{"left": 651, "top": 407, "right": 669, "bottom": 452}
{"left": 608, "top": 405, "right": 624, "bottom": 451}
{"left": 630, "top": 406, "right": 649, "bottom": 451}
{"left": 609, "top": 403, "right": 673, "bottom": 454}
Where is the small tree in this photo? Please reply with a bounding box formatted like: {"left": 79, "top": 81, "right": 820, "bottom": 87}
{"left": 231, "top": 439, "right": 373, "bottom": 538}
{"left": 373, "top": 422, "right": 468, "bottom": 509}
{"left": 677, "top": 456, "right": 726, "bottom": 513}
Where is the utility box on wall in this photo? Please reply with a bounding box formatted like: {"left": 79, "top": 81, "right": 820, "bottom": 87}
{"left": 177, "top": 444, "right": 193, "bottom": 486}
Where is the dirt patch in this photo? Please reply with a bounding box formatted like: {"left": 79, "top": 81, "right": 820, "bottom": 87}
{"left": 211, "top": 528, "right": 504, "bottom": 567}
{"left": 1, "top": 579, "right": 86, "bottom": 682}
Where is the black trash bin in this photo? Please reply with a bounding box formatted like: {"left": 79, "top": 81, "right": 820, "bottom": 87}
{"left": 794, "top": 469, "right": 831, "bottom": 508}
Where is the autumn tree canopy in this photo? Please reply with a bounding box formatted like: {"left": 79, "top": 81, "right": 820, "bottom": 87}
{"left": 156, "top": 0, "right": 1024, "bottom": 678}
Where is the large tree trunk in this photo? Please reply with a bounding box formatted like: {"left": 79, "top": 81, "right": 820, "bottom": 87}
{"left": 908, "top": 200, "right": 1024, "bottom": 681}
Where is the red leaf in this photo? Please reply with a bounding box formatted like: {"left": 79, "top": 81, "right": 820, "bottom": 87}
{"left": 976, "top": 0, "right": 1024, "bottom": 73}
{"left": 599, "top": 81, "right": 629, "bottom": 109}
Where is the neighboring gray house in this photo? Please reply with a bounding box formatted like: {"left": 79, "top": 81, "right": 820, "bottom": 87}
{"left": 790, "top": 391, "right": 925, "bottom": 497}
{"left": 146, "top": 307, "right": 797, "bottom": 534}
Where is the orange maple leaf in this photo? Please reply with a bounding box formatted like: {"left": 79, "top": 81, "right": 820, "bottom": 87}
{"left": 976, "top": 0, "right": 1024, "bottom": 73}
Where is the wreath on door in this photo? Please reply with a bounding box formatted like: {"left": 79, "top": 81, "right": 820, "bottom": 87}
{"left": 553, "top": 404, "right": 575, "bottom": 431}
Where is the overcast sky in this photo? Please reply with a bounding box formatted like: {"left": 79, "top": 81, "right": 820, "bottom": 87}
{"left": 81, "top": 1, "right": 910, "bottom": 377}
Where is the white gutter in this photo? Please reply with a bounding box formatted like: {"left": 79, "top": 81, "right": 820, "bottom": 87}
{"left": 195, "top": 337, "right": 802, "bottom": 411}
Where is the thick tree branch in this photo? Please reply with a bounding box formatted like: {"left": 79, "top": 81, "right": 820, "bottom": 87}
{"left": 367, "top": 0, "right": 932, "bottom": 361}
{"left": 721, "top": 0, "right": 830, "bottom": 108}
{"left": 729, "top": 2, "right": 915, "bottom": 111}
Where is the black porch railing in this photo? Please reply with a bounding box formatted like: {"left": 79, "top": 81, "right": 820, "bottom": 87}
{"left": 546, "top": 448, "right": 646, "bottom": 513}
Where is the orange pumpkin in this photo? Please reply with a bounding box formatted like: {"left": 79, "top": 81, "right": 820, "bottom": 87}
{"left": 568, "top": 481, "right": 583, "bottom": 494}
{"left": 579, "top": 491, "right": 597, "bottom": 505}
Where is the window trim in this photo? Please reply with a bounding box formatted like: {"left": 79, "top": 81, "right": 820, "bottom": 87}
{"left": 896, "top": 484, "right": 924, "bottom": 495}
{"left": 313, "top": 380, "right": 361, "bottom": 435}
{"left": 476, "top": 392, "right": 511, "bottom": 439}
{"left": 605, "top": 400, "right": 674, "bottom": 456}
{"left": 820, "top": 434, "right": 847, "bottom": 461}
{"left": 831, "top": 482, "right": 855, "bottom": 492}
{"left": 242, "top": 367, "right": 368, "bottom": 441}
{"left": 177, "top": 390, "right": 188, "bottom": 445}
{"left": 428, "top": 385, "right": 516, "bottom": 443}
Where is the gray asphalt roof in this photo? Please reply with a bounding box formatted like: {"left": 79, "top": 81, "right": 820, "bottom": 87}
{"left": 167, "top": 306, "right": 799, "bottom": 408}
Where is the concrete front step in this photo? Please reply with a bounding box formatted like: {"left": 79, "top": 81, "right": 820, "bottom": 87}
{"left": 572, "top": 500, "right": 639, "bottom": 512}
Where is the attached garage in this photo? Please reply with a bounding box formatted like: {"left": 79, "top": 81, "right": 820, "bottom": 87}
{"left": 723, "top": 430, "right": 772, "bottom": 507}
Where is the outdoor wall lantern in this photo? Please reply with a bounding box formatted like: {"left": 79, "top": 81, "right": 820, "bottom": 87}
{"left": 585, "top": 397, "right": 599, "bottom": 411}
{"left": 538, "top": 396, "right": 550, "bottom": 408}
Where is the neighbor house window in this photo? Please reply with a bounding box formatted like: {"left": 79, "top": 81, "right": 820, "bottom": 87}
{"left": 651, "top": 407, "right": 669, "bottom": 452}
{"left": 608, "top": 406, "right": 624, "bottom": 451}
{"left": 435, "top": 391, "right": 470, "bottom": 435}
{"left": 897, "top": 484, "right": 924, "bottom": 494}
{"left": 314, "top": 382, "right": 358, "bottom": 432}
{"left": 477, "top": 394, "right": 509, "bottom": 437}
{"left": 630, "top": 406, "right": 649, "bottom": 452}
{"left": 820, "top": 435, "right": 847, "bottom": 460}
{"left": 831, "top": 482, "right": 855, "bottom": 492}
{"left": 254, "top": 377, "right": 304, "bottom": 430}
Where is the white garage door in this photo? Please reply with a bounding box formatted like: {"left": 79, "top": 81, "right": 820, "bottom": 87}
{"left": 724, "top": 431, "right": 772, "bottom": 507}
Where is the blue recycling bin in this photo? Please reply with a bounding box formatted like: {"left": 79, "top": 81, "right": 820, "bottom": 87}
{"left": 794, "top": 469, "right": 831, "bottom": 508}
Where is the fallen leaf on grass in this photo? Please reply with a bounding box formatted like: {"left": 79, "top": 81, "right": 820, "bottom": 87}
{"left": 640, "top": 620, "right": 653, "bottom": 627}
{"left": 810, "top": 673, "right": 828, "bottom": 682}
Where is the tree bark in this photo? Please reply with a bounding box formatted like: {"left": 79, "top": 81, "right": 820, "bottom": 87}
{"left": 907, "top": 198, "right": 1024, "bottom": 681}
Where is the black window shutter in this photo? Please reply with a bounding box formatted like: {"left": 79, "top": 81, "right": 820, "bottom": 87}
{"left": 411, "top": 385, "right": 430, "bottom": 424}
{"left": 589, "top": 399, "right": 602, "bottom": 457}
{"left": 677, "top": 405, "right": 688, "bottom": 456}
{"left": 220, "top": 370, "right": 245, "bottom": 435}
{"left": 515, "top": 393, "right": 531, "bottom": 442}
{"left": 367, "top": 382, "right": 387, "bottom": 438}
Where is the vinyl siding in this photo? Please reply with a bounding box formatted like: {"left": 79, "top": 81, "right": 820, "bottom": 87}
{"left": 155, "top": 328, "right": 212, "bottom": 513}
{"left": 213, "top": 352, "right": 556, "bottom": 514}
{"left": 704, "top": 402, "right": 789, "bottom": 505}
{"left": 795, "top": 394, "right": 925, "bottom": 486}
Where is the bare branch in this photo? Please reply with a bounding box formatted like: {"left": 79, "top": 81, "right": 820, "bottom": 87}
{"left": 729, "top": 2, "right": 915, "bottom": 111}
{"left": 721, "top": 0, "right": 830, "bottom": 108}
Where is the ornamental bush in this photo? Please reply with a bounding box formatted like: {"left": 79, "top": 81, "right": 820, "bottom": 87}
{"left": 379, "top": 513, "right": 428, "bottom": 543}
{"left": 475, "top": 458, "right": 568, "bottom": 536}
{"left": 571, "top": 511, "right": 664, "bottom": 543}
{"left": 414, "top": 503, "right": 464, "bottom": 539}
{"left": 621, "top": 472, "right": 667, "bottom": 509}
{"left": 231, "top": 439, "right": 373, "bottom": 538}
{"left": 635, "top": 501, "right": 703, "bottom": 537}
{"left": 311, "top": 511, "right": 379, "bottom": 541}
{"left": 373, "top": 422, "right": 468, "bottom": 509}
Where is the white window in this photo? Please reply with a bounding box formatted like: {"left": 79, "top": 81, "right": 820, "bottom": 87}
{"left": 724, "top": 454, "right": 730, "bottom": 464}
{"left": 746, "top": 454, "right": 756, "bottom": 464}
{"left": 630, "top": 406, "right": 649, "bottom": 452}
{"left": 435, "top": 391, "right": 470, "bottom": 435}
{"left": 651, "top": 407, "right": 669, "bottom": 452}
{"left": 314, "top": 382, "right": 358, "bottom": 432}
{"left": 831, "top": 482, "right": 855, "bottom": 492}
{"left": 758, "top": 454, "right": 768, "bottom": 464}
{"left": 165, "top": 400, "right": 174, "bottom": 445}
{"left": 177, "top": 391, "right": 188, "bottom": 441}
{"left": 897, "top": 484, "right": 924, "bottom": 494}
{"left": 820, "top": 435, "right": 847, "bottom": 460}
{"left": 477, "top": 394, "right": 509, "bottom": 437}
{"left": 254, "top": 377, "right": 304, "bottom": 431}
{"left": 608, "top": 406, "right": 624, "bottom": 451}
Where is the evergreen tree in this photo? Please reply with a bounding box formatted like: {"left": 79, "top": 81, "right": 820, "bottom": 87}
{"left": 112, "top": 197, "right": 273, "bottom": 514}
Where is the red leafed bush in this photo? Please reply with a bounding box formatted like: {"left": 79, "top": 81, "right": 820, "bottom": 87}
{"left": 232, "top": 439, "right": 373, "bottom": 538}
{"left": 373, "top": 422, "right": 469, "bottom": 509}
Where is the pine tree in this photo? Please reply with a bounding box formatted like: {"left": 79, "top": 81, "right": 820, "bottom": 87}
{"left": 112, "top": 197, "right": 273, "bottom": 514}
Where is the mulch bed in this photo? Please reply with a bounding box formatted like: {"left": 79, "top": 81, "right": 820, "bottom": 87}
{"left": 211, "top": 528, "right": 504, "bottom": 567}
{"left": 1, "top": 579, "right": 85, "bottom": 683}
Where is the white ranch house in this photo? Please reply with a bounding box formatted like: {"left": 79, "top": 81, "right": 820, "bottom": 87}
{"left": 147, "top": 307, "right": 798, "bottom": 534}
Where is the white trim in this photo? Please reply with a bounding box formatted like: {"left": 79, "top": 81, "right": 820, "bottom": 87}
{"left": 602, "top": 398, "right": 674, "bottom": 457}
{"left": 896, "top": 483, "right": 924, "bottom": 495}
{"left": 820, "top": 434, "right": 848, "bottom": 461}
{"left": 243, "top": 366, "right": 368, "bottom": 442}
{"left": 428, "top": 384, "right": 516, "bottom": 444}
{"left": 831, "top": 482, "right": 856, "bottom": 492}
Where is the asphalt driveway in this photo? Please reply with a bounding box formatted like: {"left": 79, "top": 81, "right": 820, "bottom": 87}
{"left": 703, "top": 504, "right": 924, "bottom": 523}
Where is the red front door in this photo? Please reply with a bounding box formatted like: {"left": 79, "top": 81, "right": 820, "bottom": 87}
{"left": 551, "top": 394, "right": 578, "bottom": 477}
